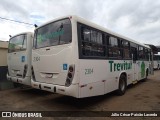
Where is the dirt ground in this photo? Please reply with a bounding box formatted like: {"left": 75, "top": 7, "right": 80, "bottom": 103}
{"left": 0, "top": 70, "right": 160, "bottom": 120}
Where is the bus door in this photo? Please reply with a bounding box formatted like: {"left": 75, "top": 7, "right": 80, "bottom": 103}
{"left": 131, "top": 45, "right": 139, "bottom": 81}
{"left": 150, "top": 51, "right": 154, "bottom": 75}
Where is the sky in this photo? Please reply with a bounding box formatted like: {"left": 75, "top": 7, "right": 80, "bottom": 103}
{"left": 0, "top": 0, "right": 160, "bottom": 46}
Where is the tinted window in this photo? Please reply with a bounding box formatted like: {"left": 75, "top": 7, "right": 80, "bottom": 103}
{"left": 130, "top": 42, "right": 138, "bottom": 61}
{"left": 108, "top": 37, "right": 122, "bottom": 58}
{"left": 122, "top": 40, "right": 130, "bottom": 59}
{"left": 138, "top": 46, "right": 145, "bottom": 60}
{"left": 8, "top": 34, "right": 27, "bottom": 53}
{"left": 80, "top": 25, "right": 105, "bottom": 57}
{"left": 145, "top": 48, "right": 149, "bottom": 60}
{"left": 82, "top": 28, "right": 90, "bottom": 42}
{"left": 154, "top": 55, "right": 160, "bottom": 60}
{"left": 35, "top": 19, "right": 71, "bottom": 48}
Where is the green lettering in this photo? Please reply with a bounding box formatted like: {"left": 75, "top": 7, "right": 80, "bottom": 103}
{"left": 125, "top": 62, "right": 127, "bottom": 70}
{"left": 141, "top": 61, "right": 145, "bottom": 78}
{"left": 114, "top": 63, "right": 116, "bottom": 71}
{"left": 109, "top": 61, "right": 133, "bottom": 72}
{"left": 109, "top": 61, "right": 114, "bottom": 72}
{"left": 117, "top": 63, "right": 120, "bottom": 71}
{"left": 128, "top": 63, "right": 130, "bottom": 69}
{"left": 123, "top": 62, "right": 125, "bottom": 70}
{"left": 37, "top": 29, "right": 64, "bottom": 43}
{"left": 37, "top": 34, "right": 42, "bottom": 43}
{"left": 121, "top": 63, "right": 124, "bottom": 70}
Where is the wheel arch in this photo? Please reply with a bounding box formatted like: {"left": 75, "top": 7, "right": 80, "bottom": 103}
{"left": 118, "top": 72, "right": 127, "bottom": 86}
{"left": 116, "top": 71, "right": 127, "bottom": 95}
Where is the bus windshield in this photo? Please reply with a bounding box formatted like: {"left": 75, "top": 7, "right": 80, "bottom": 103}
{"left": 8, "top": 34, "right": 27, "bottom": 53}
{"left": 34, "top": 18, "right": 72, "bottom": 49}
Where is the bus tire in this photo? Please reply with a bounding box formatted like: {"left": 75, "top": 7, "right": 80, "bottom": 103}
{"left": 117, "top": 74, "right": 127, "bottom": 96}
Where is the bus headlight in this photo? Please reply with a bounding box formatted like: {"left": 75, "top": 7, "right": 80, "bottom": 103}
{"left": 65, "top": 64, "right": 75, "bottom": 87}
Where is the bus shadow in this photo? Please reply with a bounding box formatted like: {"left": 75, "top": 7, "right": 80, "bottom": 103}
{"left": 127, "top": 78, "right": 150, "bottom": 89}
{"left": 44, "top": 79, "right": 150, "bottom": 110}
{"left": 11, "top": 79, "right": 150, "bottom": 110}
{"left": 14, "top": 87, "right": 53, "bottom": 96}
{"left": 46, "top": 91, "right": 117, "bottom": 110}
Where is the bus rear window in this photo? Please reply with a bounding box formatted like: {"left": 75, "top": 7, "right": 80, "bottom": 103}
{"left": 34, "top": 18, "right": 72, "bottom": 49}
{"left": 8, "top": 34, "right": 27, "bottom": 53}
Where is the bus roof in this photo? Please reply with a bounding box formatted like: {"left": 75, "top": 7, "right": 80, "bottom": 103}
{"left": 35, "top": 15, "right": 150, "bottom": 49}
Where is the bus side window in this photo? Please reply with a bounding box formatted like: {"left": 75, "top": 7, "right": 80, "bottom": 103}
{"left": 138, "top": 46, "right": 145, "bottom": 60}
{"left": 82, "top": 27, "right": 91, "bottom": 42}
{"left": 133, "top": 49, "right": 137, "bottom": 62}
{"left": 108, "top": 37, "right": 121, "bottom": 58}
{"left": 122, "top": 40, "right": 131, "bottom": 59}
{"left": 80, "top": 25, "right": 105, "bottom": 57}
{"left": 145, "top": 48, "right": 149, "bottom": 60}
{"left": 81, "top": 27, "right": 91, "bottom": 56}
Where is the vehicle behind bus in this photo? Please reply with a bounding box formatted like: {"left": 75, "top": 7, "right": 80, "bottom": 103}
{"left": 31, "top": 15, "right": 153, "bottom": 98}
{"left": 153, "top": 54, "right": 160, "bottom": 70}
{"left": 7, "top": 32, "right": 33, "bottom": 86}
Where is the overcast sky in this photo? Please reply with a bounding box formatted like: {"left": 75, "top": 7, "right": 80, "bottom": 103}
{"left": 0, "top": 0, "right": 160, "bottom": 46}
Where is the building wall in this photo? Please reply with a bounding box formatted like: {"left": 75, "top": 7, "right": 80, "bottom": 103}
{"left": 0, "top": 48, "right": 8, "bottom": 66}
{"left": 0, "top": 41, "right": 8, "bottom": 81}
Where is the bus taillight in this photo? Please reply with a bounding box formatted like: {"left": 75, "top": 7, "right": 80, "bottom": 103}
{"left": 69, "top": 66, "right": 74, "bottom": 72}
{"left": 23, "top": 64, "right": 28, "bottom": 78}
{"left": 68, "top": 73, "right": 72, "bottom": 79}
{"left": 65, "top": 64, "right": 75, "bottom": 87}
{"left": 31, "top": 66, "right": 36, "bottom": 81}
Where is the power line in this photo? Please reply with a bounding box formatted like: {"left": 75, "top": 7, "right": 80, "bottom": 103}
{"left": 0, "top": 16, "right": 34, "bottom": 26}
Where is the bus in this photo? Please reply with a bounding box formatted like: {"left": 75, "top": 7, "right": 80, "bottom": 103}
{"left": 153, "top": 54, "right": 160, "bottom": 70}
{"left": 7, "top": 32, "right": 33, "bottom": 86}
{"left": 31, "top": 15, "right": 152, "bottom": 98}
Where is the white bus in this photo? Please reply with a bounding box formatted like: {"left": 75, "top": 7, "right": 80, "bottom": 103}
{"left": 153, "top": 54, "right": 160, "bottom": 69}
{"left": 7, "top": 32, "right": 33, "bottom": 86}
{"left": 31, "top": 15, "right": 152, "bottom": 98}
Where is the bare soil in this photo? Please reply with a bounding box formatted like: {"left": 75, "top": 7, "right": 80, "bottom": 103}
{"left": 0, "top": 70, "right": 160, "bottom": 120}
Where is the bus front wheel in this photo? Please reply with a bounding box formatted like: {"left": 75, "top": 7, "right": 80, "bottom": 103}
{"left": 117, "top": 74, "right": 127, "bottom": 96}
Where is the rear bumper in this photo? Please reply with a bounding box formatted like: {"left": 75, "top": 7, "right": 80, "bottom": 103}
{"left": 31, "top": 79, "right": 79, "bottom": 98}
{"left": 7, "top": 74, "right": 31, "bottom": 86}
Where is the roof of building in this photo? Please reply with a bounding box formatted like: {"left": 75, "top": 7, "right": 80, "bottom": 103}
{"left": 0, "top": 41, "right": 8, "bottom": 49}
{"left": 156, "top": 46, "right": 160, "bottom": 52}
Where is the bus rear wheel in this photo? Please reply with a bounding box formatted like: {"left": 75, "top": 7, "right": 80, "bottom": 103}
{"left": 117, "top": 74, "right": 127, "bottom": 96}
